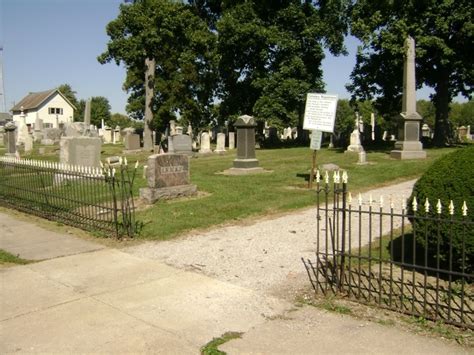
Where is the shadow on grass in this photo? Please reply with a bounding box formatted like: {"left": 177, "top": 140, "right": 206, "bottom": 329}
{"left": 388, "top": 233, "right": 470, "bottom": 282}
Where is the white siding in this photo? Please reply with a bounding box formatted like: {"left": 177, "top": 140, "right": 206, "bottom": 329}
{"left": 12, "top": 93, "right": 74, "bottom": 127}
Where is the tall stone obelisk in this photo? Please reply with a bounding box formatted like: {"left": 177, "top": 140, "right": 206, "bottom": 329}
{"left": 390, "top": 36, "right": 426, "bottom": 160}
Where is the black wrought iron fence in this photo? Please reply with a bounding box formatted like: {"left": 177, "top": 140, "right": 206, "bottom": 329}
{"left": 0, "top": 157, "right": 139, "bottom": 238}
{"left": 303, "top": 171, "right": 473, "bottom": 329}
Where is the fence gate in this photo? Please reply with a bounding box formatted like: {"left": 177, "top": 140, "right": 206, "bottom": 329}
{"left": 0, "top": 157, "right": 139, "bottom": 238}
{"left": 303, "top": 171, "right": 473, "bottom": 329}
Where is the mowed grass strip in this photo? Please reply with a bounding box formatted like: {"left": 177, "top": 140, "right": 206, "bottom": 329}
{"left": 132, "top": 146, "right": 457, "bottom": 240}
{"left": 0, "top": 144, "right": 458, "bottom": 240}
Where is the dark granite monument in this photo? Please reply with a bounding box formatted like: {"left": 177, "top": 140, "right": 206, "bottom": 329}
{"left": 390, "top": 36, "right": 426, "bottom": 160}
{"left": 139, "top": 153, "right": 197, "bottom": 204}
{"left": 222, "top": 115, "right": 265, "bottom": 174}
{"left": 4, "top": 122, "right": 17, "bottom": 156}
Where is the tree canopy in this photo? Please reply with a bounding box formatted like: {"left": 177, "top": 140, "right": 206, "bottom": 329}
{"left": 99, "top": 0, "right": 349, "bottom": 131}
{"left": 348, "top": 0, "right": 474, "bottom": 146}
{"left": 98, "top": 0, "right": 216, "bottom": 134}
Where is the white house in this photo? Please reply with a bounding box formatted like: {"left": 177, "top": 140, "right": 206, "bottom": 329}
{"left": 11, "top": 89, "right": 76, "bottom": 128}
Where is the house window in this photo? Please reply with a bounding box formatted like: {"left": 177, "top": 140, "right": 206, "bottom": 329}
{"left": 48, "top": 107, "right": 63, "bottom": 115}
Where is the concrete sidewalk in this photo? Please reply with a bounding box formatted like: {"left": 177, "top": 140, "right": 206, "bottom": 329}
{"left": 0, "top": 212, "right": 104, "bottom": 260}
{"left": 0, "top": 211, "right": 469, "bottom": 354}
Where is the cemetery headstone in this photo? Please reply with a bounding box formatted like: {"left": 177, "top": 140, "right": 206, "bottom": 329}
{"left": 199, "top": 132, "right": 211, "bottom": 153}
{"left": 390, "top": 36, "right": 426, "bottom": 160}
{"left": 24, "top": 134, "right": 33, "bottom": 153}
{"left": 60, "top": 136, "right": 102, "bottom": 167}
{"left": 228, "top": 132, "right": 235, "bottom": 149}
{"left": 229, "top": 115, "right": 264, "bottom": 173}
{"left": 457, "top": 126, "right": 467, "bottom": 140}
{"left": 124, "top": 133, "right": 141, "bottom": 150}
{"left": 84, "top": 99, "right": 91, "bottom": 126}
{"left": 215, "top": 133, "right": 226, "bottom": 153}
{"left": 171, "top": 134, "right": 193, "bottom": 155}
{"left": 0, "top": 126, "right": 4, "bottom": 146}
{"left": 4, "top": 122, "right": 17, "bottom": 156}
{"left": 346, "top": 113, "right": 365, "bottom": 153}
{"left": 103, "top": 128, "right": 113, "bottom": 143}
{"left": 139, "top": 153, "right": 197, "bottom": 204}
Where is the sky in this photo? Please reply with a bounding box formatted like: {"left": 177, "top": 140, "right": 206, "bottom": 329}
{"left": 0, "top": 0, "right": 458, "bottom": 115}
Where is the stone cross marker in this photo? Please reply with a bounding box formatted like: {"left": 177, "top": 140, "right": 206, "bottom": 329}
{"left": 390, "top": 36, "right": 426, "bottom": 160}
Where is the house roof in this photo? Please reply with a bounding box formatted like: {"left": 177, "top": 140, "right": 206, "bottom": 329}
{"left": 11, "top": 89, "right": 77, "bottom": 112}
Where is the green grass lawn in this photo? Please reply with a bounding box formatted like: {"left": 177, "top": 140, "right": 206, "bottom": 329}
{"left": 0, "top": 143, "right": 459, "bottom": 240}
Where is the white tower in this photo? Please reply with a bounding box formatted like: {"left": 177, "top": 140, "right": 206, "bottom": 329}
{"left": 0, "top": 46, "right": 6, "bottom": 113}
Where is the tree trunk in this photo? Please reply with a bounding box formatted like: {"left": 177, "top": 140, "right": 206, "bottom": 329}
{"left": 432, "top": 71, "right": 452, "bottom": 147}
{"left": 143, "top": 57, "right": 156, "bottom": 151}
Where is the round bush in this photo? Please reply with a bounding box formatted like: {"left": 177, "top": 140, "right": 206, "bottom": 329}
{"left": 408, "top": 146, "right": 474, "bottom": 273}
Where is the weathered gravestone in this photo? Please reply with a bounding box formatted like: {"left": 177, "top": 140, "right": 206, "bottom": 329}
{"left": 139, "top": 153, "right": 197, "bottom": 204}
{"left": 41, "top": 128, "right": 62, "bottom": 145}
{"left": 33, "top": 117, "right": 44, "bottom": 142}
{"left": 171, "top": 134, "right": 193, "bottom": 155}
{"left": 346, "top": 113, "right": 365, "bottom": 153}
{"left": 4, "top": 122, "right": 17, "bottom": 156}
{"left": 215, "top": 133, "right": 226, "bottom": 153}
{"left": 60, "top": 136, "right": 102, "bottom": 167}
{"left": 228, "top": 132, "right": 235, "bottom": 149}
{"left": 0, "top": 126, "right": 4, "bottom": 146}
{"left": 24, "top": 134, "right": 33, "bottom": 153}
{"left": 124, "top": 133, "right": 141, "bottom": 150}
{"left": 390, "top": 36, "right": 426, "bottom": 160}
{"left": 199, "top": 132, "right": 211, "bottom": 153}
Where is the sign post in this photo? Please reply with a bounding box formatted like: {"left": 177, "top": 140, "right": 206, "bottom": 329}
{"left": 303, "top": 93, "right": 338, "bottom": 188}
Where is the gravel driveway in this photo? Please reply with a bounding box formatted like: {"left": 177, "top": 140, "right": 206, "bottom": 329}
{"left": 126, "top": 179, "right": 417, "bottom": 299}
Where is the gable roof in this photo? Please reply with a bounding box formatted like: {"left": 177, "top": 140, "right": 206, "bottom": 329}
{"left": 11, "top": 89, "right": 77, "bottom": 112}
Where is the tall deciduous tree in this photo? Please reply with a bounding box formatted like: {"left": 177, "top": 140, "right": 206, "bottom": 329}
{"left": 348, "top": 0, "right": 473, "bottom": 146}
{"left": 199, "top": 0, "right": 349, "bottom": 127}
{"left": 57, "top": 84, "right": 79, "bottom": 118}
{"left": 99, "top": 0, "right": 216, "bottom": 149}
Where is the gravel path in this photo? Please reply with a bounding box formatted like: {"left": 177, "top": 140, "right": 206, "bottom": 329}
{"left": 126, "top": 179, "right": 417, "bottom": 300}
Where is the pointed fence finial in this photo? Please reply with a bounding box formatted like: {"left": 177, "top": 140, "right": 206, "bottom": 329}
{"left": 424, "top": 198, "right": 430, "bottom": 213}
{"left": 342, "top": 170, "right": 348, "bottom": 184}
{"left": 390, "top": 195, "right": 394, "bottom": 209}
{"left": 402, "top": 195, "right": 406, "bottom": 210}
{"left": 324, "top": 171, "right": 329, "bottom": 184}
{"left": 449, "top": 200, "right": 454, "bottom": 215}
{"left": 412, "top": 197, "right": 418, "bottom": 212}
{"left": 333, "top": 171, "right": 340, "bottom": 184}
{"left": 119, "top": 157, "right": 123, "bottom": 165}
{"left": 358, "top": 193, "right": 363, "bottom": 206}
{"left": 316, "top": 169, "right": 321, "bottom": 183}
{"left": 436, "top": 199, "right": 442, "bottom": 214}
{"left": 380, "top": 195, "right": 384, "bottom": 209}
{"left": 462, "top": 201, "right": 468, "bottom": 216}
{"left": 124, "top": 157, "right": 128, "bottom": 166}
{"left": 135, "top": 160, "right": 139, "bottom": 169}
{"left": 369, "top": 194, "right": 373, "bottom": 207}
{"left": 348, "top": 192, "right": 352, "bottom": 205}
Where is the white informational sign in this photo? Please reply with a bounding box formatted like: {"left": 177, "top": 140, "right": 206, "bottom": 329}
{"left": 310, "top": 130, "right": 323, "bottom": 150}
{"left": 303, "top": 93, "right": 338, "bottom": 133}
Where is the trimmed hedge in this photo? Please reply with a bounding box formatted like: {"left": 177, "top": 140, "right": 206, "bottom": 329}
{"left": 408, "top": 146, "right": 474, "bottom": 273}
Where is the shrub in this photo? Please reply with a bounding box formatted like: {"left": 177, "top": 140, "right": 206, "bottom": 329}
{"left": 408, "top": 146, "right": 474, "bottom": 273}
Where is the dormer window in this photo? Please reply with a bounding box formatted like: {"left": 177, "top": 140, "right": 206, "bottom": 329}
{"left": 48, "top": 107, "right": 63, "bottom": 115}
